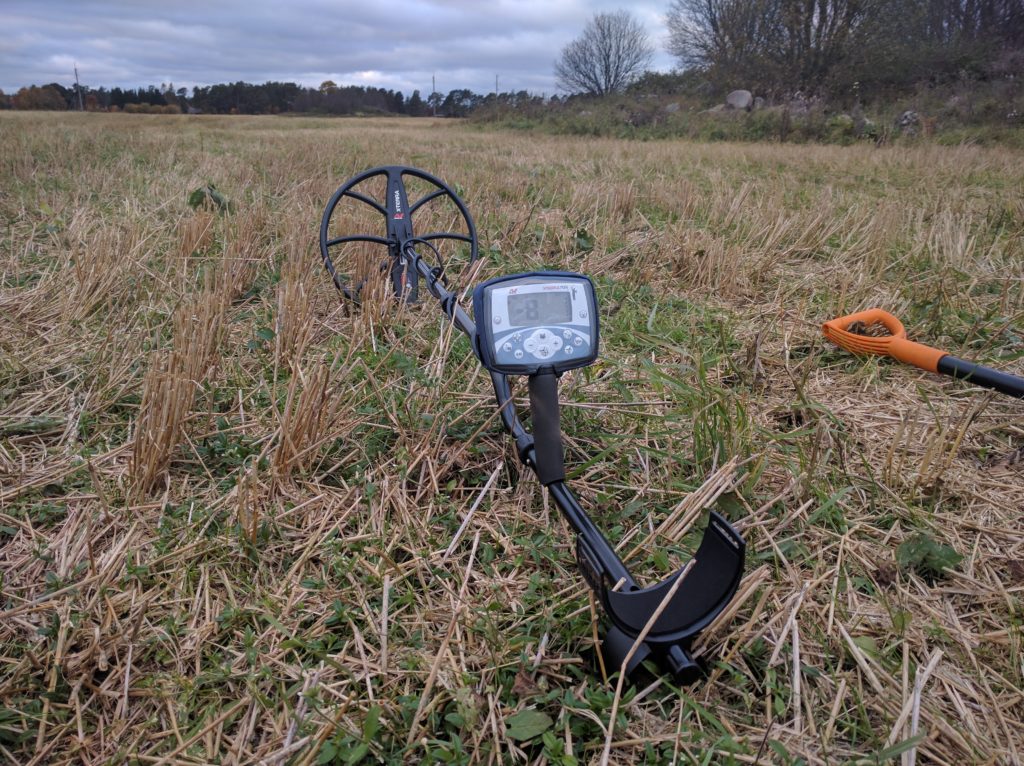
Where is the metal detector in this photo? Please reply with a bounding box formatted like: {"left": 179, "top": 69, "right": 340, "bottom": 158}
{"left": 320, "top": 165, "right": 746, "bottom": 683}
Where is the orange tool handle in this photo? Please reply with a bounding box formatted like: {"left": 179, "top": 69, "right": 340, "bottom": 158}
{"left": 822, "top": 309, "right": 947, "bottom": 373}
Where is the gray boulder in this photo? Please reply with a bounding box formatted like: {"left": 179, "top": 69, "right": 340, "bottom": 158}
{"left": 897, "top": 110, "right": 919, "bottom": 135}
{"left": 725, "top": 90, "right": 753, "bottom": 110}
{"left": 753, "top": 96, "right": 765, "bottom": 110}
{"left": 664, "top": 102, "right": 681, "bottom": 114}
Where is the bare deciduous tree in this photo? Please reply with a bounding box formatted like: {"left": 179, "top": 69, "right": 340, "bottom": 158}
{"left": 666, "top": 0, "right": 777, "bottom": 85}
{"left": 666, "top": 0, "right": 1023, "bottom": 96}
{"left": 666, "top": 0, "right": 867, "bottom": 93}
{"left": 555, "top": 11, "right": 655, "bottom": 96}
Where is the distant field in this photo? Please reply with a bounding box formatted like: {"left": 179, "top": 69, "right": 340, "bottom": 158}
{"left": 1, "top": 112, "right": 1022, "bottom": 765}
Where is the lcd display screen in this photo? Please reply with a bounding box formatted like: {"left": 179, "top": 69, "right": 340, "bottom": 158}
{"left": 507, "top": 291, "right": 572, "bottom": 327}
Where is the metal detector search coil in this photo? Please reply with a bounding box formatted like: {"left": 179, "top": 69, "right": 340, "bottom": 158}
{"left": 473, "top": 272, "right": 599, "bottom": 376}
{"left": 319, "top": 165, "right": 747, "bottom": 684}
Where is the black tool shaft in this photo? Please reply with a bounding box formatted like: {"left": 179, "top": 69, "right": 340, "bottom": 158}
{"left": 937, "top": 356, "right": 1024, "bottom": 399}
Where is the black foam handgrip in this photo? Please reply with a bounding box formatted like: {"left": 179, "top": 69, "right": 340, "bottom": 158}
{"left": 528, "top": 371, "right": 566, "bottom": 485}
{"left": 937, "top": 356, "right": 1024, "bottom": 399}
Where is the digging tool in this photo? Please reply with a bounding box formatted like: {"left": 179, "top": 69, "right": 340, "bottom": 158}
{"left": 823, "top": 308, "right": 1024, "bottom": 398}
{"left": 320, "top": 166, "right": 746, "bottom": 683}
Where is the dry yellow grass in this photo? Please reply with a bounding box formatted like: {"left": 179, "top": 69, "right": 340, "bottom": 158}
{"left": 1, "top": 111, "right": 1022, "bottom": 764}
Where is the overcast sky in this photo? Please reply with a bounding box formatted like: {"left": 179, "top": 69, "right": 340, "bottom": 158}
{"left": 0, "top": 1, "right": 678, "bottom": 96}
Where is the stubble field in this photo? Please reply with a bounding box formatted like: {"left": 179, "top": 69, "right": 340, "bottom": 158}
{"left": 1, "top": 111, "right": 1023, "bottom": 765}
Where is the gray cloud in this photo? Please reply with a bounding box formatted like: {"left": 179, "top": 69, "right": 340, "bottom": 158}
{"left": 0, "top": 1, "right": 675, "bottom": 95}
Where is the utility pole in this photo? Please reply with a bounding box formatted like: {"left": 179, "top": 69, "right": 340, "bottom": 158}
{"left": 495, "top": 74, "right": 499, "bottom": 97}
{"left": 74, "top": 64, "right": 84, "bottom": 110}
{"left": 432, "top": 74, "right": 436, "bottom": 116}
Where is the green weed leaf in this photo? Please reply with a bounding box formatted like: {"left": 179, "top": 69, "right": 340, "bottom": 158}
{"left": 852, "top": 635, "right": 879, "bottom": 659}
{"left": 342, "top": 743, "right": 369, "bottom": 764}
{"left": 362, "top": 705, "right": 382, "bottom": 741}
{"left": 188, "top": 183, "right": 231, "bottom": 212}
{"left": 768, "top": 740, "right": 791, "bottom": 761}
{"left": 316, "top": 741, "right": 336, "bottom": 764}
{"left": 897, "top": 533, "right": 962, "bottom": 582}
{"left": 506, "top": 708, "right": 553, "bottom": 742}
{"left": 716, "top": 491, "right": 747, "bottom": 519}
{"left": 874, "top": 733, "right": 925, "bottom": 761}
{"left": 573, "top": 228, "right": 594, "bottom": 253}
{"left": 892, "top": 609, "right": 912, "bottom": 634}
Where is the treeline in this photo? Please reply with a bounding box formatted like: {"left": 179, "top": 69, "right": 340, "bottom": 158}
{"left": 0, "top": 79, "right": 545, "bottom": 117}
{"left": 3, "top": 0, "right": 1020, "bottom": 120}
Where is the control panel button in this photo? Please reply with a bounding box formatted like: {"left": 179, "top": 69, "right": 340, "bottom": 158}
{"left": 503, "top": 342, "right": 512, "bottom": 352}
{"left": 514, "top": 349, "right": 523, "bottom": 359}
{"left": 563, "top": 330, "right": 572, "bottom": 339}
{"left": 521, "top": 328, "right": 571, "bottom": 360}
{"left": 574, "top": 337, "right": 583, "bottom": 346}
{"left": 565, "top": 346, "right": 574, "bottom": 355}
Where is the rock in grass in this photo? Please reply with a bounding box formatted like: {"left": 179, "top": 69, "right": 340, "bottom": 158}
{"left": 726, "top": 90, "right": 754, "bottom": 111}
{"left": 897, "top": 110, "right": 920, "bottom": 135}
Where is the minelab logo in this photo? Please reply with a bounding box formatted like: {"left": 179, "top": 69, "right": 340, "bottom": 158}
{"left": 393, "top": 190, "right": 403, "bottom": 219}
